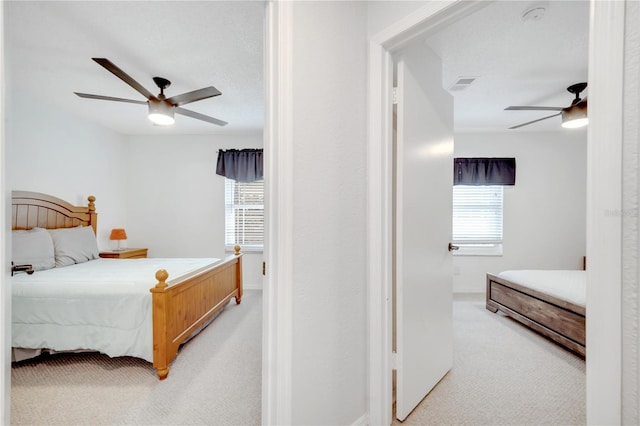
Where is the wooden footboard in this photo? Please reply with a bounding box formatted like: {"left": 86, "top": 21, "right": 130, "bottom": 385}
{"left": 151, "top": 247, "right": 243, "bottom": 379}
{"left": 486, "top": 273, "right": 585, "bottom": 357}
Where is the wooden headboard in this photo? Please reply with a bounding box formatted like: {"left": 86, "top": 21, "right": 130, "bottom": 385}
{"left": 12, "top": 191, "right": 97, "bottom": 234}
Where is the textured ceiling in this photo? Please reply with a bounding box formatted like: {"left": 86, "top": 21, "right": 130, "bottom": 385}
{"left": 5, "top": 1, "right": 264, "bottom": 136}
{"left": 5, "top": 1, "right": 589, "bottom": 135}
{"left": 425, "top": 0, "right": 590, "bottom": 132}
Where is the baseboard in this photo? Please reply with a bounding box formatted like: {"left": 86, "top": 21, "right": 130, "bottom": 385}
{"left": 243, "top": 282, "right": 263, "bottom": 290}
{"left": 453, "top": 292, "right": 484, "bottom": 301}
{"left": 453, "top": 289, "right": 485, "bottom": 295}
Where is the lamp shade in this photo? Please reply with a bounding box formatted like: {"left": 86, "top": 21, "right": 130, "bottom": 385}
{"left": 148, "top": 99, "right": 175, "bottom": 126}
{"left": 109, "top": 228, "right": 127, "bottom": 241}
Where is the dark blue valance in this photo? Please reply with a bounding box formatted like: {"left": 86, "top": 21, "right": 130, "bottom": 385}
{"left": 453, "top": 157, "right": 516, "bottom": 186}
{"left": 216, "top": 149, "right": 264, "bottom": 182}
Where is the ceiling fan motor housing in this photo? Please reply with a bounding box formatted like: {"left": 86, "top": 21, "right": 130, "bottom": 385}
{"left": 561, "top": 101, "right": 588, "bottom": 128}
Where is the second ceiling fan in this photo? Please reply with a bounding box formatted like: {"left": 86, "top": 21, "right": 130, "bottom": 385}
{"left": 75, "top": 58, "right": 227, "bottom": 126}
{"left": 505, "top": 82, "right": 588, "bottom": 129}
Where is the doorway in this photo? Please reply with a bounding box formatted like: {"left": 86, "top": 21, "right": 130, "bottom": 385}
{"left": 366, "top": 1, "right": 626, "bottom": 424}
{"left": 2, "top": 2, "right": 266, "bottom": 424}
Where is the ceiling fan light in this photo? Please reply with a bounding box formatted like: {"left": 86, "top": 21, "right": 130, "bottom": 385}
{"left": 561, "top": 103, "right": 588, "bottom": 129}
{"left": 148, "top": 100, "right": 175, "bottom": 126}
{"left": 562, "top": 117, "right": 588, "bottom": 129}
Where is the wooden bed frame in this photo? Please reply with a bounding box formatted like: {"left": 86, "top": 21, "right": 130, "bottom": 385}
{"left": 11, "top": 190, "right": 243, "bottom": 379}
{"left": 486, "top": 273, "right": 585, "bottom": 357}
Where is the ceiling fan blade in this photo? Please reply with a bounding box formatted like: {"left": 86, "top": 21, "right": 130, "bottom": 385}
{"left": 166, "top": 86, "right": 222, "bottom": 107}
{"left": 505, "top": 106, "right": 564, "bottom": 111}
{"left": 175, "top": 107, "right": 228, "bottom": 126}
{"left": 92, "top": 58, "right": 156, "bottom": 100}
{"left": 74, "top": 92, "right": 147, "bottom": 105}
{"left": 509, "top": 112, "right": 561, "bottom": 130}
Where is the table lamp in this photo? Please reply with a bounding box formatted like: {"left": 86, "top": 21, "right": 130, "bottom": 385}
{"left": 109, "top": 228, "right": 127, "bottom": 251}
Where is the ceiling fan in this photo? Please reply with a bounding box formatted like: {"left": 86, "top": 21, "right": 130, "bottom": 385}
{"left": 505, "top": 82, "right": 588, "bottom": 129}
{"left": 75, "top": 58, "right": 227, "bottom": 126}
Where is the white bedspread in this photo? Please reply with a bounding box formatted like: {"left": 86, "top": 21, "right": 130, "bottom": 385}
{"left": 498, "top": 269, "right": 586, "bottom": 307}
{"left": 12, "top": 257, "right": 219, "bottom": 362}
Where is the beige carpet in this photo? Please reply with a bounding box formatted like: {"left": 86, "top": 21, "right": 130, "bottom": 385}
{"left": 11, "top": 291, "right": 585, "bottom": 425}
{"left": 11, "top": 290, "right": 262, "bottom": 426}
{"left": 394, "top": 293, "right": 586, "bottom": 425}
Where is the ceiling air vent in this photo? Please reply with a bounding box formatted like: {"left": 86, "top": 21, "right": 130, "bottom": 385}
{"left": 449, "top": 77, "right": 477, "bottom": 92}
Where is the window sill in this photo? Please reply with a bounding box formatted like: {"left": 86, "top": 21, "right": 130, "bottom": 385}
{"left": 226, "top": 246, "right": 263, "bottom": 254}
{"left": 453, "top": 252, "right": 503, "bottom": 257}
{"left": 451, "top": 244, "right": 503, "bottom": 257}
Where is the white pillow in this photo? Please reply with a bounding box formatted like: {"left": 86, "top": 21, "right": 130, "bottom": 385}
{"left": 48, "top": 226, "right": 99, "bottom": 267}
{"left": 12, "top": 228, "right": 55, "bottom": 271}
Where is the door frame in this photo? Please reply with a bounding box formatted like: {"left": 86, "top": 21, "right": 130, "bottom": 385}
{"left": 365, "top": 1, "right": 625, "bottom": 425}
{"left": 366, "top": 3, "right": 486, "bottom": 423}
{"left": 263, "top": 1, "right": 294, "bottom": 425}
{"left": 585, "top": 1, "right": 625, "bottom": 423}
{"left": 0, "top": 3, "right": 8, "bottom": 424}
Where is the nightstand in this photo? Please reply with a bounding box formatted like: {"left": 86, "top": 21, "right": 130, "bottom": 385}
{"left": 99, "top": 248, "right": 148, "bottom": 259}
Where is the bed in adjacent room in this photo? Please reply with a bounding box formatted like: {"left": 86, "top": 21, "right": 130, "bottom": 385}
{"left": 486, "top": 269, "right": 585, "bottom": 357}
{"left": 11, "top": 191, "right": 243, "bottom": 379}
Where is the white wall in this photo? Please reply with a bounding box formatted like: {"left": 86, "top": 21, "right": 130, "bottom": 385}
{"left": 124, "top": 133, "right": 263, "bottom": 289}
{"left": 5, "top": 92, "right": 263, "bottom": 289}
{"left": 367, "top": 1, "right": 428, "bottom": 36}
{"left": 453, "top": 130, "right": 587, "bottom": 292}
{"left": 287, "top": 2, "right": 368, "bottom": 424}
{"left": 6, "top": 91, "right": 128, "bottom": 249}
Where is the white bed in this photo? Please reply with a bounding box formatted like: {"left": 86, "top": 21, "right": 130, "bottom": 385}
{"left": 11, "top": 191, "right": 244, "bottom": 379}
{"left": 496, "top": 270, "right": 586, "bottom": 307}
{"left": 12, "top": 258, "right": 220, "bottom": 362}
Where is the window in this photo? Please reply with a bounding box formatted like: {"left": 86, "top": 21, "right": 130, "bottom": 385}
{"left": 225, "top": 178, "right": 264, "bottom": 251}
{"left": 452, "top": 185, "right": 503, "bottom": 255}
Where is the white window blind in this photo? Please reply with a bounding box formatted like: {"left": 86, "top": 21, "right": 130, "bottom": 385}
{"left": 225, "top": 178, "right": 264, "bottom": 251}
{"left": 452, "top": 185, "right": 503, "bottom": 255}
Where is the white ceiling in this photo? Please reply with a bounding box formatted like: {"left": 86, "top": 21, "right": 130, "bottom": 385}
{"left": 5, "top": 1, "right": 589, "bottom": 135}
{"left": 5, "top": 1, "right": 265, "bottom": 136}
{"left": 425, "top": 0, "right": 589, "bottom": 132}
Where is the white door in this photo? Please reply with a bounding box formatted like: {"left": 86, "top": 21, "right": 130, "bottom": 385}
{"left": 395, "top": 42, "right": 454, "bottom": 421}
